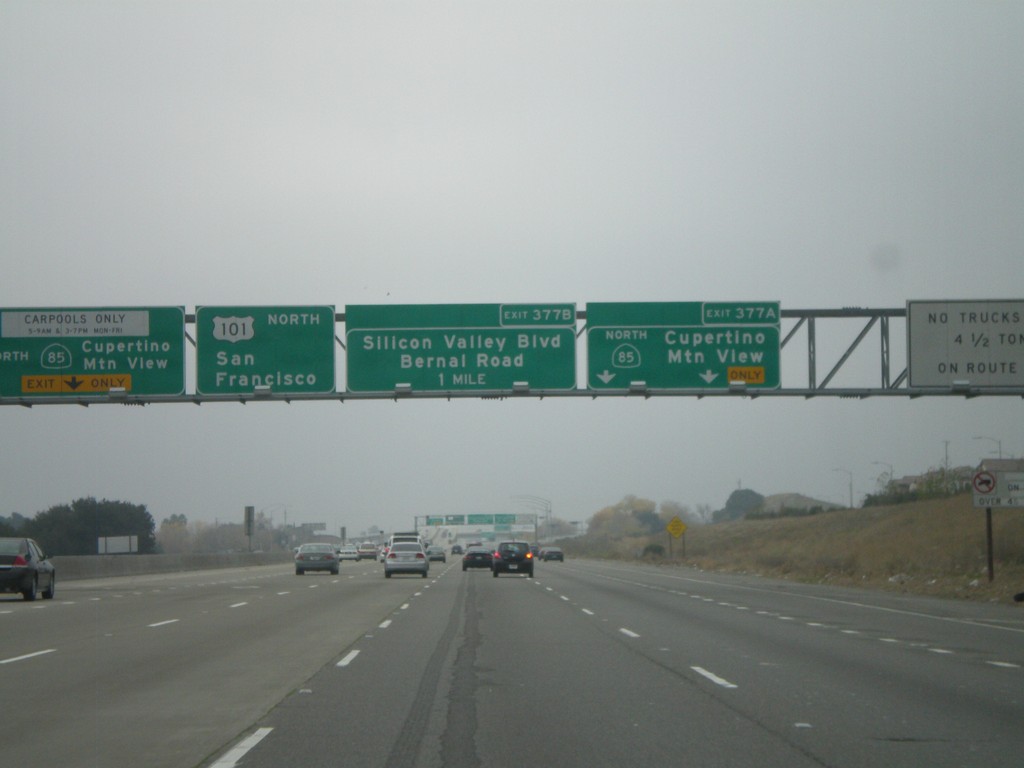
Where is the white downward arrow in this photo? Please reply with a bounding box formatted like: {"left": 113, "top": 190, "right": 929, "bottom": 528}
{"left": 699, "top": 370, "right": 719, "bottom": 384}
{"left": 597, "top": 370, "right": 616, "bottom": 384}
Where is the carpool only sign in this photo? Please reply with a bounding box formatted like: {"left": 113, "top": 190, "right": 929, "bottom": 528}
{"left": 0, "top": 307, "right": 185, "bottom": 396}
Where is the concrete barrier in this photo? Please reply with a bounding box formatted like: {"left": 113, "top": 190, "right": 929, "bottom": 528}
{"left": 53, "top": 551, "right": 293, "bottom": 581}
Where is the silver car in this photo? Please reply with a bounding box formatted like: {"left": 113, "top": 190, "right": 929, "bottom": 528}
{"left": 383, "top": 542, "right": 429, "bottom": 578}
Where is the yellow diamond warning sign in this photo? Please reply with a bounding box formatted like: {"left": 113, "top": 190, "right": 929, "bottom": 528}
{"left": 666, "top": 516, "right": 687, "bottom": 538}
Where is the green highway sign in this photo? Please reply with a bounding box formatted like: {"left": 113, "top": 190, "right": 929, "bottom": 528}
{"left": 345, "top": 303, "right": 576, "bottom": 393}
{"left": 587, "top": 302, "right": 781, "bottom": 390}
{"left": 195, "top": 305, "right": 336, "bottom": 395}
{"left": 0, "top": 307, "right": 185, "bottom": 397}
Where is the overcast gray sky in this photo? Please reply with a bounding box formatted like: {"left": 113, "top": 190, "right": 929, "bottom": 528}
{"left": 2, "top": 1, "right": 1021, "bottom": 536}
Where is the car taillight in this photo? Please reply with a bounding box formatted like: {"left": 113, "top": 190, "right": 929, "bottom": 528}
{"left": 13, "top": 555, "right": 27, "bottom": 566}
{"left": 526, "top": 552, "right": 533, "bottom": 559}
{"left": 415, "top": 553, "right": 425, "bottom": 559}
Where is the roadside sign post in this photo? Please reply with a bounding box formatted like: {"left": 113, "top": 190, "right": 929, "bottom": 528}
{"left": 972, "top": 470, "right": 1024, "bottom": 582}
{"left": 0, "top": 307, "right": 185, "bottom": 397}
{"left": 586, "top": 302, "right": 781, "bottom": 391}
{"left": 667, "top": 516, "right": 687, "bottom": 559}
{"left": 345, "top": 304, "right": 576, "bottom": 393}
{"left": 195, "top": 305, "right": 336, "bottom": 395}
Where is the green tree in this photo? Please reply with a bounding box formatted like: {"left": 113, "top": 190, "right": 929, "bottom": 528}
{"left": 588, "top": 496, "right": 659, "bottom": 539}
{"left": 25, "top": 497, "right": 156, "bottom": 555}
{"left": 157, "top": 513, "right": 191, "bottom": 554}
{"left": 712, "top": 488, "right": 765, "bottom": 523}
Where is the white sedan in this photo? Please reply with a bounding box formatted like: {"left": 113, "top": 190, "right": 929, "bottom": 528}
{"left": 336, "top": 545, "right": 360, "bottom": 561}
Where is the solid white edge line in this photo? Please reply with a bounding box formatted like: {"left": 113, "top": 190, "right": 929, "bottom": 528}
{"left": 337, "top": 650, "right": 360, "bottom": 667}
{"left": 691, "top": 666, "right": 738, "bottom": 689}
{"left": 210, "top": 727, "right": 273, "bottom": 767}
{"left": 1, "top": 649, "right": 57, "bottom": 665}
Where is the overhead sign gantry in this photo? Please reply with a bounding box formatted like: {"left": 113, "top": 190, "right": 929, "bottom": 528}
{"left": 2, "top": 300, "right": 1023, "bottom": 404}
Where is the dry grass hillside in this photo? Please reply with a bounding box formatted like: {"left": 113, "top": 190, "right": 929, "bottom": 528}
{"left": 581, "top": 494, "right": 1024, "bottom": 603}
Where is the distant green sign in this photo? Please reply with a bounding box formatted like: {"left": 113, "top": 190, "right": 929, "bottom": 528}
{"left": 345, "top": 304, "right": 576, "bottom": 392}
{"left": 195, "top": 305, "right": 336, "bottom": 395}
{"left": 587, "top": 302, "right": 781, "bottom": 390}
{"left": 0, "top": 307, "right": 185, "bottom": 397}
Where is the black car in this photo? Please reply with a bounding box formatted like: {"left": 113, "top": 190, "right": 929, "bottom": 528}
{"left": 461, "top": 546, "right": 493, "bottom": 571}
{"left": 0, "top": 537, "right": 56, "bottom": 601}
{"left": 492, "top": 540, "right": 534, "bottom": 578}
{"left": 294, "top": 543, "right": 340, "bottom": 575}
{"left": 541, "top": 547, "right": 564, "bottom": 562}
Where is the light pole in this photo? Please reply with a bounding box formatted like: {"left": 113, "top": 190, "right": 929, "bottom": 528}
{"left": 833, "top": 468, "right": 854, "bottom": 508}
{"left": 511, "top": 495, "right": 551, "bottom": 541}
{"left": 973, "top": 435, "right": 1003, "bottom": 460}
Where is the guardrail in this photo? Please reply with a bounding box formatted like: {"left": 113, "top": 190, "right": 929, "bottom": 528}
{"left": 53, "top": 552, "right": 293, "bottom": 581}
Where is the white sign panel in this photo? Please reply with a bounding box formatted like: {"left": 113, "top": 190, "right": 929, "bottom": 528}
{"left": 908, "top": 300, "right": 1024, "bottom": 387}
{"left": 973, "top": 472, "right": 1024, "bottom": 508}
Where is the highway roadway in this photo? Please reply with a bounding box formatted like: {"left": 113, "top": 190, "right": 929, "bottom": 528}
{"left": 2, "top": 558, "right": 1022, "bottom": 767}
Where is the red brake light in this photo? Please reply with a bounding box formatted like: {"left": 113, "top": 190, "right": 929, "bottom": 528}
{"left": 388, "top": 552, "right": 397, "bottom": 559}
{"left": 526, "top": 552, "right": 533, "bottom": 559}
{"left": 13, "top": 555, "right": 27, "bottom": 567}
{"left": 415, "top": 553, "right": 425, "bottom": 559}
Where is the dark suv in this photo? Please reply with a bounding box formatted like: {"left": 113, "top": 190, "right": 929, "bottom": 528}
{"left": 492, "top": 541, "right": 534, "bottom": 578}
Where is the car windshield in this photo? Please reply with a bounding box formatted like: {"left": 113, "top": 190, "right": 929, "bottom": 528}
{"left": 392, "top": 543, "right": 422, "bottom": 552}
{"left": 499, "top": 543, "right": 528, "bottom": 554}
{"left": 301, "top": 544, "right": 333, "bottom": 553}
